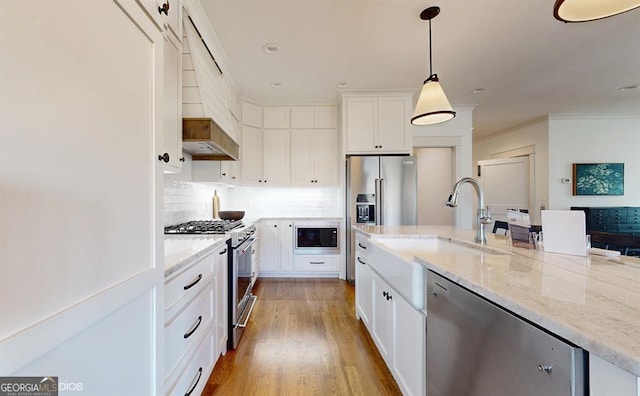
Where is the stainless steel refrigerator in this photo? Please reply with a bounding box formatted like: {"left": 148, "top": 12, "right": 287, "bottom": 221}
{"left": 346, "top": 155, "right": 417, "bottom": 283}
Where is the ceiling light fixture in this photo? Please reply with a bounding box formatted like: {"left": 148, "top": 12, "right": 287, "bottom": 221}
{"left": 264, "top": 43, "right": 281, "bottom": 54}
{"left": 271, "top": 82, "right": 282, "bottom": 88}
{"left": 411, "top": 6, "right": 456, "bottom": 126}
{"left": 472, "top": 88, "right": 485, "bottom": 94}
{"left": 619, "top": 84, "right": 638, "bottom": 91}
{"left": 553, "top": 0, "right": 640, "bottom": 22}
{"left": 337, "top": 82, "right": 349, "bottom": 89}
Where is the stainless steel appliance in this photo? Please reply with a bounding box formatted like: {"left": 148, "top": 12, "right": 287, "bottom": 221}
{"left": 228, "top": 226, "right": 257, "bottom": 349}
{"left": 426, "top": 271, "right": 585, "bottom": 395}
{"left": 346, "top": 156, "right": 417, "bottom": 283}
{"left": 294, "top": 220, "right": 340, "bottom": 255}
{"left": 164, "top": 219, "right": 258, "bottom": 349}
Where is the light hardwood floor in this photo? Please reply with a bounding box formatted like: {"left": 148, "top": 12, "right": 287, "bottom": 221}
{"left": 203, "top": 278, "right": 402, "bottom": 395}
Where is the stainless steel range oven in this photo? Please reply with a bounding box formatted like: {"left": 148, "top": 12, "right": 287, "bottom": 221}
{"left": 164, "top": 219, "right": 258, "bottom": 350}
{"left": 228, "top": 225, "right": 257, "bottom": 349}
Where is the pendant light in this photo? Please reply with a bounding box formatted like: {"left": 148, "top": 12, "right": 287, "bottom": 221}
{"left": 411, "top": 6, "right": 456, "bottom": 126}
{"left": 553, "top": 0, "right": 640, "bottom": 22}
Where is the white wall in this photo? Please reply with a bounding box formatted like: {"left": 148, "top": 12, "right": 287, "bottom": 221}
{"left": 548, "top": 115, "right": 640, "bottom": 209}
{"left": 473, "top": 118, "right": 549, "bottom": 224}
{"left": 412, "top": 106, "right": 475, "bottom": 229}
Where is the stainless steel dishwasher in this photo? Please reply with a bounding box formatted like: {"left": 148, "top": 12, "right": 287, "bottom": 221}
{"left": 426, "top": 271, "right": 586, "bottom": 396}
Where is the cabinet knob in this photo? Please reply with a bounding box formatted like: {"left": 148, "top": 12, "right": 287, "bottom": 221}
{"left": 538, "top": 364, "right": 553, "bottom": 374}
{"left": 158, "top": 1, "right": 170, "bottom": 15}
{"left": 179, "top": 157, "right": 185, "bottom": 162}
{"left": 289, "top": 224, "right": 292, "bottom": 227}
{"left": 158, "top": 153, "right": 170, "bottom": 163}
{"left": 259, "top": 180, "right": 262, "bottom": 183}
{"left": 222, "top": 172, "right": 227, "bottom": 176}
{"left": 382, "top": 291, "right": 388, "bottom": 297}
{"left": 274, "top": 224, "right": 277, "bottom": 228}
{"left": 232, "top": 176, "right": 236, "bottom": 179}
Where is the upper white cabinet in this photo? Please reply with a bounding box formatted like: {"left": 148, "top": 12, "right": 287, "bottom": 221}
{"left": 291, "top": 106, "right": 338, "bottom": 129}
{"left": 162, "top": 29, "right": 184, "bottom": 171}
{"left": 262, "top": 129, "right": 291, "bottom": 185}
{"left": 291, "top": 129, "right": 338, "bottom": 186}
{"left": 239, "top": 102, "right": 338, "bottom": 187}
{"left": 263, "top": 107, "right": 291, "bottom": 129}
{"left": 343, "top": 94, "right": 413, "bottom": 154}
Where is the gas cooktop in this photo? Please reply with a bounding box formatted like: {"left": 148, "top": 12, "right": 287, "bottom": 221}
{"left": 164, "top": 219, "right": 243, "bottom": 234}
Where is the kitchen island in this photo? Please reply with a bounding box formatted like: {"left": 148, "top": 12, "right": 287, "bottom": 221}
{"left": 354, "top": 224, "right": 640, "bottom": 395}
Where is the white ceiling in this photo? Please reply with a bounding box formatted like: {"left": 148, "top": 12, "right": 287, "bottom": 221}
{"left": 200, "top": 0, "right": 640, "bottom": 138}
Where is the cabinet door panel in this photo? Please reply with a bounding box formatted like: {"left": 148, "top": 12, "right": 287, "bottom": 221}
{"left": 393, "top": 291, "right": 426, "bottom": 396}
{"left": 314, "top": 106, "right": 338, "bottom": 128}
{"left": 377, "top": 97, "right": 408, "bottom": 152}
{"left": 291, "top": 129, "right": 314, "bottom": 184}
{"left": 346, "top": 97, "right": 377, "bottom": 152}
{"left": 313, "top": 129, "right": 339, "bottom": 185}
{"left": 263, "top": 107, "right": 291, "bottom": 129}
{"left": 162, "top": 32, "right": 182, "bottom": 170}
{"left": 262, "top": 129, "right": 291, "bottom": 185}
{"left": 259, "top": 221, "right": 280, "bottom": 272}
{"left": 371, "top": 272, "right": 393, "bottom": 364}
{"left": 291, "top": 106, "right": 314, "bottom": 128}
{"left": 279, "top": 221, "right": 294, "bottom": 271}
{"left": 355, "top": 254, "right": 372, "bottom": 328}
{"left": 241, "top": 125, "right": 261, "bottom": 183}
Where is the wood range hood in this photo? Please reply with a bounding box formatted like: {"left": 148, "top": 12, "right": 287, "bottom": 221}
{"left": 182, "top": 118, "right": 239, "bottom": 161}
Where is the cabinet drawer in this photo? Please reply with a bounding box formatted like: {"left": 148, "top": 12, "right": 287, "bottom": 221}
{"left": 165, "top": 255, "right": 213, "bottom": 311}
{"left": 166, "top": 329, "right": 215, "bottom": 396}
{"left": 619, "top": 225, "right": 640, "bottom": 233}
{"left": 294, "top": 255, "right": 340, "bottom": 272}
{"left": 165, "top": 282, "right": 215, "bottom": 377}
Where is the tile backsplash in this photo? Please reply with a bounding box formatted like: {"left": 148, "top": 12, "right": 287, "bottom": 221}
{"left": 164, "top": 156, "right": 341, "bottom": 226}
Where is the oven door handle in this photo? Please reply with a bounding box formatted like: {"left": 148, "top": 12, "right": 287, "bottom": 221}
{"left": 237, "top": 237, "right": 256, "bottom": 255}
{"left": 237, "top": 295, "right": 257, "bottom": 329}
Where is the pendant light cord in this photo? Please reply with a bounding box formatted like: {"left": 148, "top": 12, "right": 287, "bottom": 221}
{"left": 428, "top": 17, "right": 433, "bottom": 76}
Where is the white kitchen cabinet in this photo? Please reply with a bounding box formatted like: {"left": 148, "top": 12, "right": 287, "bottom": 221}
{"left": 162, "top": 29, "right": 184, "bottom": 171}
{"left": 590, "top": 354, "right": 640, "bottom": 396}
{"left": 355, "top": 233, "right": 372, "bottom": 329}
{"left": 240, "top": 124, "right": 262, "bottom": 184}
{"left": 293, "top": 255, "right": 340, "bottom": 273}
{"left": 343, "top": 95, "right": 413, "bottom": 154}
{"left": 291, "top": 106, "right": 338, "bottom": 129}
{"left": 242, "top": 101, "right": 262, "bottom": 128}
{"left": 291, "top": 129, "right": 338, "bottom": 186}
{"left": 262, "top": 129, "right": 291, "bottom": 185}
{"left": 2, "top": 1, "right": 163, "bottom": 393}
{"left": 370, "top": 269, "right": 426, "bottom": 396}
{"left": 263, "top": 106, "right": 291, "bottom": 129}
{"left": 220, "top": 160, "right": 241, "bottom": 183}
{"left": 259, "top": 219, "right": 294, "bottom": 274}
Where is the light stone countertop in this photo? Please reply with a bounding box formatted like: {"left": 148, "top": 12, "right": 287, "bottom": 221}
{"left": 164, "top": 235, "right": 229, "bottom": 277}
{"left": 354, "top": 224, "right": 640, "bottom": 377}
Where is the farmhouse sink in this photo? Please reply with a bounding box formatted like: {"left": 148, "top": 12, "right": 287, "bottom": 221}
{"left": 374, "top": 236, "right": 509, "bottom": 259}
{"left": 367, "top": 236, "right": 509, "bottom": 309}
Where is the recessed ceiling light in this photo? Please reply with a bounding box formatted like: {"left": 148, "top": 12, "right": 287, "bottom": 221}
{"left": 264, "top": 43, "right": 280, "bottom": 54}
{"left": 271, "top": 82, "right": 282, "bottom": 88}
{"left": 619, "top": 84, "right": 638, "bottom": 91}
{"left": 337, "top": 82, "right": 348, "bottom": 89}
{"left": 472, "top": 88, "right": 485, "bottom": 94}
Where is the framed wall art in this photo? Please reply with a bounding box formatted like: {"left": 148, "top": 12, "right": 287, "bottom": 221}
{"left": 572, "top": 163, "right": 624, "bottom": 196}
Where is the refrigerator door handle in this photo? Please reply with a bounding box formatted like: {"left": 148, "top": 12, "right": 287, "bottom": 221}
{"left": 376, "top": 178, "right": 385, "bottom": 225}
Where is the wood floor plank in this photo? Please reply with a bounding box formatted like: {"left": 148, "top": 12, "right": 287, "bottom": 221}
{"left": 203, "top": 278, "right": 402, "bottom": 396}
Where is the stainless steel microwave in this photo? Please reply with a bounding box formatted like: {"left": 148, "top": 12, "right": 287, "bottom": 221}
{"left": 294, "top": 221, "right": 340, "bottom": 254}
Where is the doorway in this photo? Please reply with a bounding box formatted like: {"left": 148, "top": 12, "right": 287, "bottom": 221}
{"left": 416, "top": 147, "right": 454, "bottom": 225}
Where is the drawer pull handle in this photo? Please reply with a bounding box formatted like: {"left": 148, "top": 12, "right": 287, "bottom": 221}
{"left": 183, "top": 315, "right": 202, "bottom": 339}
{"left": 219, "top": 248, "right": 227, "bottom": 255}
{"left": 358, "top": 242, "right": 367, "bottom": 249}
{"left": 357, "top": 257, "right": 366, "bottom": 265}
{"left": 185, "top": 367, "right": 202, "bottom": 396}
{"left": 310, "top": 261, "right": 325, "bottom": 265}
{"left": 183, "top": 274, "right": 202, "bottom": 290}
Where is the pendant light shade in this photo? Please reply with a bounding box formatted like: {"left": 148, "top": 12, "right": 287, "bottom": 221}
{"left": 411, "top": 6, "right": 456, "bottom": 126}
{"left": 411, "top": 74, "right": 455, "bottom": 125}
{"left": 554, "top": 0, "right": 640, "bottom": 22}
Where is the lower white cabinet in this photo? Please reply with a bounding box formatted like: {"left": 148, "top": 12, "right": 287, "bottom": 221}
{"left": 294, "top": 255, "right": 340, "bottom": 272}
{"left": 590, "top": 354, "right": 640, "bottom": 396}
{"left": 164, "top": 241, "right": 228, "bottom": 395}
{"left": 367, "top": 266, "right": 426, "bottom": 396}
{"left": 259, "top": 219, "right": 294, "bottom": 274}
{"left": 355, "top": 233, "right": 372, "bottom": 329}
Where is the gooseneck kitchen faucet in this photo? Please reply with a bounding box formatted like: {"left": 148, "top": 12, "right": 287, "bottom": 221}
{"left": 445, "top": 177, "right": 493, "bottom": 244}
